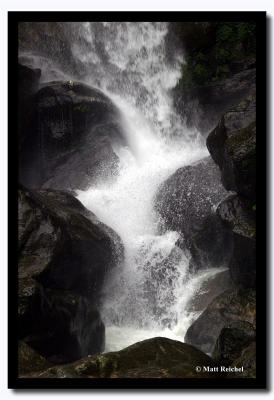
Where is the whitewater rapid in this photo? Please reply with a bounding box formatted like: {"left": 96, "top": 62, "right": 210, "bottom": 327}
{"left": 77, "top": 127, "right": 209, "bottom": 351}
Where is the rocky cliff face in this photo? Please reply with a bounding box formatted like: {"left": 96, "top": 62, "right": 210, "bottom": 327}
{"left": 185, "top": 84, "right": 256, "bottom": 377}
{"left": 206, "top": 89, "right": 256, "bottom": 289}
{"left": 207, "top": 92, "right": 256, "bottom": 200}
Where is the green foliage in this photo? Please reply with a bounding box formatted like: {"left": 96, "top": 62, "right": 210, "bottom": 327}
{"left": 215, "top": 47, "right": 231, "bottom": 63}
{"left": 193, "top": 63, "right": 211, "bottom": 85}
{"left": 176, "top": 21, "right": 256, "bottom": 91}
{"left": 216, "top": 24, "right": 235, "bottom": 43}
{"left": 215, "top": 64, "right": 231, "bottom": 80}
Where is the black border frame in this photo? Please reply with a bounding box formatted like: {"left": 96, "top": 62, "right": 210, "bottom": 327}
{"left": 8, "top": 11, "right": 267, "bottom": 390}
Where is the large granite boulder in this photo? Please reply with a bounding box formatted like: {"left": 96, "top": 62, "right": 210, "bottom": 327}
{"left": 207, "top": 92, "right": 256, "bottom": 201}
{"left": 184, "top": 288, "right": 256, "bottom": 354}
{"left": 20, "top": 337, "right": 221, "bottom": 378}
{"left": 18, "top": 187, "right": 123, "bottom": 362}
{"left": 19, "top": 79, "right": 124, "bottom": 191}
{"left": 155, "top": 157, "right": 232, "bottom": 270}
{"left": 217, "top": 194, "right": 256, "bottom": 288}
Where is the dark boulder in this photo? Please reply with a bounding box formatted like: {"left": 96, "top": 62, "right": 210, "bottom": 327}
{"left": 184, "top": 288, "right": 256, "bottom": 354}
{"left": 18, "top": 187, "right": 123, "bottom": 362}
{"left": 212, "top": 321, "right": 255, "bottom": 366}
{"left": 207, "top": 92, "right": 256, "bottom": 201}
{"left": 21, "top": 337, "right": 221, "bottom": 378}
{"left": 19, "top": 187, "right": 123, "bottom": 296}
{"left": 18, "top": 341, "right": 51, "bottom": 375}
{"left": 231, "top": 341, "right": 256, "bottom": 378}
{"left": 155, "top": 157, "right": 232, "bottom": 270}
{"left": 217, "top": 194, "right": 256, "bottom": 288}
{"left": 19, "top": 80, "right": 124, "bottom": 191}
{"left": 24, "top": 289, "right": 105, "bottom": 363}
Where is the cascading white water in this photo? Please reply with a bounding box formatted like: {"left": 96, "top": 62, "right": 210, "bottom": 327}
{"left": 21, "top": 22, "right": 225, "bottom": 351}
{"left": 72, "top": 22, "right": 222, "bottom": 351}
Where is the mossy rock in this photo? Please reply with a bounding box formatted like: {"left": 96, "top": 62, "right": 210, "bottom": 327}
{"left": 24, "top": 337, "right": 222, "bottom": 379}
{"left": 18, "top": 341, "right": 51, "bottom": 376}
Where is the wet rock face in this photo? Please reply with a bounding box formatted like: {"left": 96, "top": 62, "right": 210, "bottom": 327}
{"left": 20, "top": 337, "right": 221, "bottom": 378}
{"left": 212, "top": 321, "right": 256, "bottom": 366}
{"left": 188, "top": 269, "right": 234, "bottom": 313}
{"left": 19, "top": 77, "right": 124, "bottom": 191}
{"left": 18, "top": 187, "right": 123, "bottom": 363}
{"left": 217, "top": 195, "right": 256, "bottom": 288}
{"left": 155, "top": 157, "right": 232, "bottom": 270}
{"left": 175, "top": 68, "right": 256, "bottom": 135}
{"left": 207, "top": 92, "right": 256, "bottom": 201}
{"left": 184, "top": 288, "right": 256, "bottom": 354}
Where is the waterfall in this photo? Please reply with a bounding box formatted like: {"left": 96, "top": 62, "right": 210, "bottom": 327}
{"left": 20, "top": 22, "right": 225, "bottom": 352}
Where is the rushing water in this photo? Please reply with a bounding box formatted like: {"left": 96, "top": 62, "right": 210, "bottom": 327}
{"left": 73, "top": 22, "right": 217, "bottom": 351}
{"left": 20, "top": 22, "right": 224, "bottom": 352}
